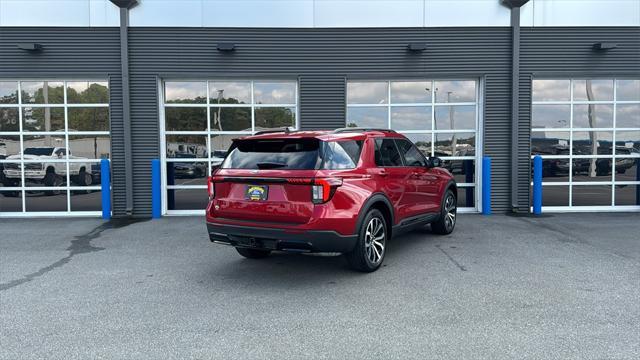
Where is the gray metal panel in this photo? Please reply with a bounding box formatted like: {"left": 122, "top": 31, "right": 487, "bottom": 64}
{"left": 0, "top": 27, "right": 126, "bottom": 215}
{"left": 519, "top": 27, "right": 640, "bottom": 210}
{"left": 126, "top": 27, "right": 514, "bottom": 215}
{"left": 299, "top": 75, "right": 346, "bottom": 130}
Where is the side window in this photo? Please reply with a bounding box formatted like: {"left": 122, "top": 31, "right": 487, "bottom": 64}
{"left": 396, "top": 139, "right": 427, "bottom": 167}
{"left": 374, "top": 138, "right": 403, "bottom": 167}
{"left": 322, "top": 140, "right": 363, "bottom": 170}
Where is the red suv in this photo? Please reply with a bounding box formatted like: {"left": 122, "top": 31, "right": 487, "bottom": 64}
{"left": 206, "top": 128, "right": 458, "bottom": 272}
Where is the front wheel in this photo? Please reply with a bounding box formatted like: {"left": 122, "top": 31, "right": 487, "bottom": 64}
{"left": 431, "top": 189, "right": 457, "bottom": 235}
{"left": 235, "top": 247, "right": 271, "bottom": 259}
{"left": 346, "top": 209, "right": 387, "bottom": 272}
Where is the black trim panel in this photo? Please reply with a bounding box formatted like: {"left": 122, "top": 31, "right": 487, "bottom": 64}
{"left": 207, "top": 222, "right": 357, "bottom": 253}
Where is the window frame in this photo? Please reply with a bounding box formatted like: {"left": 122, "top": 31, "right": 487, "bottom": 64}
{"left": 0, "top": 79, "right": 111, "bottom": 217}
{"left": 531, "top": 77, "right": 640, "bottom": 211}
{"left": 160, "top": 79, "right": 299, "bottom": 215}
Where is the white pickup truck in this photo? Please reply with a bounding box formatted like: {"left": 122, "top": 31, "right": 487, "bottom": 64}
{"left": 2, "top": 147, "right": 94, "bottom": 188}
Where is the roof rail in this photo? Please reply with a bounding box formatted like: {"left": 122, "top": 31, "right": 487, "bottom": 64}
{"left": 254, "top": 127, "right": 294, "bottom": 135}
{"left": 333, "top": 127, "right": 397, "bottom": 134}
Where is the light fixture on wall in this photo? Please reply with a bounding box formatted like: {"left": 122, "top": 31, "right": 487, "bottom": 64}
{"left": 407, "top": 43, "right": 427, "bottom": 52}
{"left": 17, "top": 43, "right": 43, "bottom": 51}
{"left": 593, "top": 42, "right": 617, "bottom": 51}
{"left": 217, "top": 43, "right": 236, "bottom": 52}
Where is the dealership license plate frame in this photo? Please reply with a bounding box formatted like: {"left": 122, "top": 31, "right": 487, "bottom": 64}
{"left": 245, "top": 185, "right": 269, "bottom": 201}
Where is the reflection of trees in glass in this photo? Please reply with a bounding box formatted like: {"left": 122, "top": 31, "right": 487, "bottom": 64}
{"left": 255, "top": 107, "right": 295, "bottom": 129}
{"left": 66, "top": 83, "right": 109, "bottom": 104}
{"left": 166, "top": 108, "right": 207, "bottom": 131}
{"left": 22, "top": 83, "right": 65, "bottom": 104}
{"left": 68, "top": 108, "right": 109, "bottom": 131}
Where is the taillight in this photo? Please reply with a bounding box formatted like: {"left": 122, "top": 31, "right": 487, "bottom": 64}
{"left": 311, "top": 178, "right": 343, "bottom": 204}
{"left": 207, "top": 176, "right": 215, "bottom": 199}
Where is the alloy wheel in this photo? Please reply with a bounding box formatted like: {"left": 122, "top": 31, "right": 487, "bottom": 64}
{"left": 444, "top": 194, "right": 457, "bottom": 231}
{"left": 364, "top": 217, "right": 385, "bottom": 264}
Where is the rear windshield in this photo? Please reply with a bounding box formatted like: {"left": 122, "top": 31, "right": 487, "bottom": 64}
{"left": 222, "top": 138, "right": 321, "bottom": 170}
{"left": 221, "top": 138, "right": 363, "bottom": 170}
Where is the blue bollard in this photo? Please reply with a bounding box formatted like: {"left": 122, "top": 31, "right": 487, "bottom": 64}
{"left": 152, "top": 159, "right": 161, "bottom": 219}
{"left": 533, "top": 155, "right": 543, "bottom": 215}
{"left": 482, "top": 157, "right": 491, "bottom": 215}
{"left": 100, "top": 159, "right": 111, "bottom": 220}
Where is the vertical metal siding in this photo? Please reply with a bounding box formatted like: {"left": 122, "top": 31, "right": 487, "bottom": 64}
{"left": 0, "top": 28, "right": 125, "bottom": 214}
{"left": 299, "top": 75, "right": 346, "bottom": 130}
{"left": 519, "top": 27, "right": 640, "bottom": 210}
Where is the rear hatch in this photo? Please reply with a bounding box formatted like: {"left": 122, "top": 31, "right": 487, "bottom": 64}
{"left": 210, "top": 137, "right": 321, "bottom": 225}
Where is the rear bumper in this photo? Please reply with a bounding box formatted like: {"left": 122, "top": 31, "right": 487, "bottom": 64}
{"left": 206, "top": 222, "right": 357, "bottom": 253}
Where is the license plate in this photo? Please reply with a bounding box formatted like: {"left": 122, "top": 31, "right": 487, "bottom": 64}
{"left": 245, "top": 185, "right": 268, "bottom": 201}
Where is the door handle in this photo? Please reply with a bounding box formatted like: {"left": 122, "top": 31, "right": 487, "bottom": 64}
{"left": 379, "top": 170, "right": 387, "bottom": 177}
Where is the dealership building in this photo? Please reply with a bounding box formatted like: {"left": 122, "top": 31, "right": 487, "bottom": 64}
{"left": 0, "top": 0, "right": 639, "bottom": 218}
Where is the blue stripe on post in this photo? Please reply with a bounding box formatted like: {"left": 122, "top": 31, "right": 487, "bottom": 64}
{"left": 482, "top": 156, "right": 491, "bottom": 215}
{"left": 100, "top": 159, "right": 111, "bottom": 220}
{"left": 533, "top": 155, "right": 543, "bottom": 215}
{"left": 152, "top": 159, "right": 161, "bottom": 219}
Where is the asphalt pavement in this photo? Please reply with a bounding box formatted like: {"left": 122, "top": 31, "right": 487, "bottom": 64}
{"left": 0, "top": 213, "right": 639, "bottom": 359}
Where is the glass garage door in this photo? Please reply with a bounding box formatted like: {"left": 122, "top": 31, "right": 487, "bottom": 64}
{"left": 346, "top": 80, "right": 481, "bottom": 211}
{"left": 531, "top": 78, "right": 640, "bottom": 211}
{"left": 161, "top": 80, "right": 298, "bottom": 214}
{"left": 0, "top": 80, "right": 110, "bottom": 216}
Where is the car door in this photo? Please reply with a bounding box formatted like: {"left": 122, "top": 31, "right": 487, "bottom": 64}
{"left": 395, "top": 139, "right": 440, "bottom": 214}
{"left": 373, "top": 138, "right": 411, "bottom": 220}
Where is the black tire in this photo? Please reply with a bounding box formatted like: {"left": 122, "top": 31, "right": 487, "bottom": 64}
{"left": 76, "top": 170, "right": 92, "bottom": 187}
{"left": 345, "top": 208, "right": 387, "bottom": 272}
{"left": 43, "top": 172, "right": 64, "bottom": 196}
{"left": 431, "top": 189, "right": 457, "bottom": 235}
{"left": 235, "top": 247, "right": 271, "bottom": 259}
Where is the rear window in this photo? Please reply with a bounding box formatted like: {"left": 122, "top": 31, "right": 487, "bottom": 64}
{"left": 222, "top": 138, "right": 321, "bottom": 170}
{"left": 221, "top": 138, "right": 364, "bottom": 170}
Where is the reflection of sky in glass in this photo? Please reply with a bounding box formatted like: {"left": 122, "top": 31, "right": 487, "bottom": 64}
{"left": 616, "top": 105, "right": 640, "bottom": 128}
{"left": 0, "top": 82, "right": 18, "bottom": 103}
{"left": 347, "top": 82, "right": 387, "bottom": 104}
{"left": 391, "top": 81, "right": 431, "bottom": 103}
{"left": 573, "top": 80, "right": 613, "bottom": 101}
{"left": 165, "top": 82, "right": 206, "bottom": 103}
{"left": 209, "top": 81, "right": 250, "bottom": 104}
{"left": 617, "top": 80, "right": 640, "bottom": 101}
{"left": 390, "top": 107, "right": 430, "bottom": 130}
{"left": 254, "top": 82, "right": 296, "bottom": 104}
{"left": 434, "top": 105, "right": 475, "bottom": 130}
{"left": 533, "top": 80, "right": 570, "bottom": 102}
{"left": 573, "top": 105, "right": 613, "bottom": 128}
{"left": 532, "top": 105, "right": 570, "bottom": 129}
{"left": 347, "top": 107, "right": 387, "bottom": 128}
{"left": 434, "top": 81, "right": 475, "bottom": 103}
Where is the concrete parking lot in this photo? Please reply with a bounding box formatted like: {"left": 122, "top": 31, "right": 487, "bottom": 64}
{"left": 0, "top": 213, "right": 639, "bottom": 359}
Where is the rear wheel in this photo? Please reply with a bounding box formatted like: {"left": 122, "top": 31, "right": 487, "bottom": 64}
{"left": 235, "top": 247, "right": 271, "bottom": 259}
{"left": 431, "top": 189, "right": 457, "bottom": 235}
{"left": 346, "top": 209, "right": 387, "bottom": 272}
{"left": 43, "top": 172, "right": 64, "bottom": 196}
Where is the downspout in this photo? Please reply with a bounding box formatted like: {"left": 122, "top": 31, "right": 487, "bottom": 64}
{"left": 501, "top": 0, "right": 530, "bottom": 212}
{"left": 110, "top": 0, "right": 138, "bottom": 216}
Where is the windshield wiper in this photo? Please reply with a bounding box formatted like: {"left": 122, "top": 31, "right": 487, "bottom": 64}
{"left": 256, "top": 162, "right": 287, "bottom": 169}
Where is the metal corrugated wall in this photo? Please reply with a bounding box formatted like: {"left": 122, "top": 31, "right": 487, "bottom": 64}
{"left": 519, "top": 27, "right": 640, "bottom": 209}
{"left": 126, "top": 27, "right": 513, "bottom": 216}
{"left": 0, "top": 28, "right": 125, "bottom": 213}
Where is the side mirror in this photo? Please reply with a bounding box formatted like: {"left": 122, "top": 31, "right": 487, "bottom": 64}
{"left": 428, "top": 157, "right": 443, "bottom": 168}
